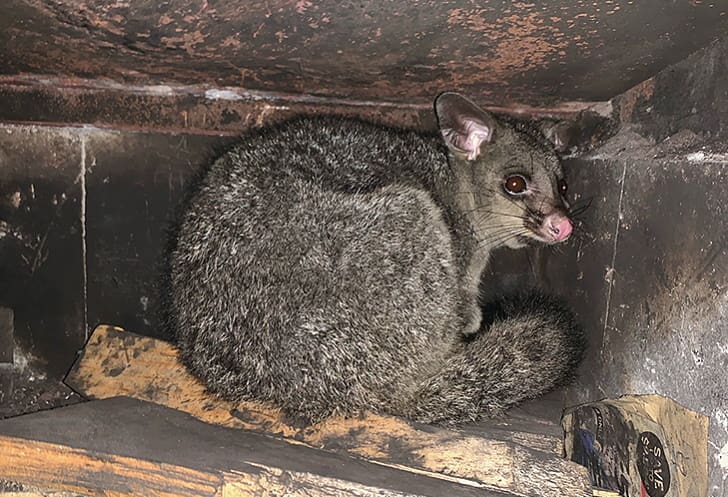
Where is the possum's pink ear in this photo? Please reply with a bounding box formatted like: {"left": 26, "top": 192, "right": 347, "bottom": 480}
{"left": 435, "top": 92, "right": 496, "bottom": 161}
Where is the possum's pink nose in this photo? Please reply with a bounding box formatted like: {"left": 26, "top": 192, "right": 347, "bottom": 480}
{"left": 545, "top": 214, "right": 573, "bottom": 242}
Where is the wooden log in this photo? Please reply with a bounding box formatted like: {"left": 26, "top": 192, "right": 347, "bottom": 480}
{"left": 65, "top": 325, "right": 593, "bottom": 497}
{"left": 0, "top": 493, "right": 83, "bottom": 497}
{"left": 0, "top": 397, "right": 511, "bottom": 497}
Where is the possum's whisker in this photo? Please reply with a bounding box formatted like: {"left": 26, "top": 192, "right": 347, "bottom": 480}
{"left": 459, "top": 203, "right": 518, "bottom": 217}
{"left": 479, "top": 227, "right": 531, "bottom": 248}
{"left": 472, "top": 208, "right": 529, "bottom": 222}
{"left": 472, "top": 225, "right": 524, "bottom": 246}
{"left": 568, "top": 197, "right": 593, "bottom": 218}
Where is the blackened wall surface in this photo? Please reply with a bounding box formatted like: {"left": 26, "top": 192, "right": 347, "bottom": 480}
{"left": 0, "top": 126, "right": 234, "bottom": 376}
{"left": 0, "top": 127, "right": 86, "bottom": 377}
{"left": 549, "top": 131, "right": 728, "bottom": 496}
{"left": 615, "top": 37, "right": 728, "bottom": 143}
{"left": 84, "top": 131, "right": 236, "bottom": 340}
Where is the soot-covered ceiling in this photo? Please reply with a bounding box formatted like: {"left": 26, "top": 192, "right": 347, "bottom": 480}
{"left": 1, "top": 0, "right": 727, "bottom": 109}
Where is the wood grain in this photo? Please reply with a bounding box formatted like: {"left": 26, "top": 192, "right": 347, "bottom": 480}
{"left": 0, "top": 397, "right": 508, "bottom": 497}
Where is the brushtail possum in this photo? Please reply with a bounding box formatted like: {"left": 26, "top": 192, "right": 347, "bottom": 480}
{"left": 165, "top": 92, "right": 584, "bottom": 425}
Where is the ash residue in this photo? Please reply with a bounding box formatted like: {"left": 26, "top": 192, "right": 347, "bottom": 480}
{"left": 0, "top": 348, "right": 83, "bottom": 419}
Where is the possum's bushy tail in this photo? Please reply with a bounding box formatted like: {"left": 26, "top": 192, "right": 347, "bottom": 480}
{"left": 405, "top": 293, "right": 585, "bottom": 425}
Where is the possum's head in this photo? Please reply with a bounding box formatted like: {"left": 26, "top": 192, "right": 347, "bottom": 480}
{"left": 435, "top": 92, "right": 573, "bottom": 249}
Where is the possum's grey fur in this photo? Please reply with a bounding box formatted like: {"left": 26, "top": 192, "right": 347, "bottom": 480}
{"left": 166, "top": 92, "right": 584, "bottom": 425}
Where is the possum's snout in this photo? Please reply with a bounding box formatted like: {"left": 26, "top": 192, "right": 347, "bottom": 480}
{"left": 542, "top": 212, "right": 573, "bottom": 243}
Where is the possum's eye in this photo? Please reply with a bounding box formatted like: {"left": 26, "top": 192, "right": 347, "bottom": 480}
{"left": 558, "top": 179, "right": 568, "bottom": 196}
{"left": 503, "top": 175, "right": 528, "bottom": 196}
